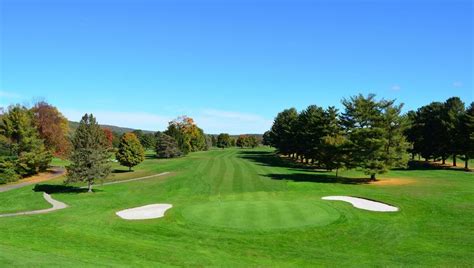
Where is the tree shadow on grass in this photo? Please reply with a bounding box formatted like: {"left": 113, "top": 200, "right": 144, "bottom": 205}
{"left": 239, "top": 150, "right": 372, "bottom": 184}
{"left": 112, "top": 169, "right": 133, "bottom": 174}
{"left": 392, "top": 160, "right": 472, "bottom": 173}
{"left": 238, "top": 150, "right": 323, "bottom": 172}
{"left": 263, "top": 173, "right": 371, "bottom": 185}
{"left": 33, "top": 184, "right": 102, "bottom": 194}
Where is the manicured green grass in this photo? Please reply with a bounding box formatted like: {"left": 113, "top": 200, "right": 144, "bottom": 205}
{"left": 0, "top": 148, "right": 473, "bottom": 266}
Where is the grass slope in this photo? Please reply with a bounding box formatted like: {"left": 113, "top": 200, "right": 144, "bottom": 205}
{"left": 0, "top": 148, "right": 473, "bottom": 266}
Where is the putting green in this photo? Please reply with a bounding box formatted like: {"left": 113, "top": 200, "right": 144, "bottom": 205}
{"left": 182, "top": 200, "right": 340, "bottom": 231}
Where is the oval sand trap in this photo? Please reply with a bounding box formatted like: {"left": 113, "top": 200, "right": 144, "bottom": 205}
{"left": 322, "top": 196, "right": 398, "bottom": 212}
{"left": 116, "top": 204, "right": 172, "bottom": 220}
{"left": 182, "top": 200, "right": 340, "bottom": 231}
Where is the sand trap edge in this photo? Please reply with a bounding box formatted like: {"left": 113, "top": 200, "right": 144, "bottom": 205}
{"left": 322, "top": 196, "right": 399, "bottom": 212}
{"left": 116, "top": 204, "right": 173, "bottom": 220}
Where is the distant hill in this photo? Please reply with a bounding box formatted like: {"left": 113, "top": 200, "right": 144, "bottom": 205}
{"left": 68, "top": 121, "right": 155, "bottom": 135}
{"left": 68, "top": 121, "right": 263, "bottom": 136}
{"left": 209, "top": 134, "right": 264, "bottom": 139}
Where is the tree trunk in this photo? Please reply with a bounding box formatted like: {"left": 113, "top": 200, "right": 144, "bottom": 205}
{"left": 370, "top": 174, "right": 376, "bottom": 181}
{"left": 335, "top": 168, "right": 339, "bottom": 178}
{"left": 411, "top": 153, "right": 415, "bottom": 160}
{"left": 465, "top": 157, "right": 469, "bottom": 170}
{"left": 442, "top": 156, "right": 446, "bottom": 165}
{"left": 453, "top": 155, "right": 457, "bottom": 166}
{"left": 129, "top": 166, "right": 132, "bottom": 171}
{"left": 88, "top": 181, "right": 93, "bottom": 193}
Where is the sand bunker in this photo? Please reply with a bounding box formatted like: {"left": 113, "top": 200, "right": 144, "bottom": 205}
{"left": 322, "top": 196, "right": 398, "bottom": 212}
{"left": 116, "top": 204, "right": 172, "bottom": 220}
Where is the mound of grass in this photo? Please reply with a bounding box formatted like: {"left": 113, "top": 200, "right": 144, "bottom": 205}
{"left": 182, "top": 200, "right": 340, "bottom": 231}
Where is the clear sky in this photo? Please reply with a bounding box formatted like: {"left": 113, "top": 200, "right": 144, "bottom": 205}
{"left": 0, "top": 0, "right": 472, "bottom": 134}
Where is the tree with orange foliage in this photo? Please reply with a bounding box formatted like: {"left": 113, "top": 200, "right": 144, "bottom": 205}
{"left": 102, "top": 128, "right": 114, "bottom": 148}
{"left": 165, "top": 116, "right": 207, "bottom": 154}
{"left": 32, "top": 101, "right": 70, "bottom": 157}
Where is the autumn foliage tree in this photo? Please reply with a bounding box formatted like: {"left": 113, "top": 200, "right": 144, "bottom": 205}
{"left": 32, "top": 101, "right": 70, "bottom": 157}
{"left": 165, "top": 116, "right": 207, "bottom": 154}
{"left": 102, "top": 128, "right": 114, "bottom": 149}
{"left": 0, "top": 105, "right": 52, "bottom": 182}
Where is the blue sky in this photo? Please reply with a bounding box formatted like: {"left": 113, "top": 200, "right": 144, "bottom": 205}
{"left": 0, "top": 0, "right": 472, "bottom": 134}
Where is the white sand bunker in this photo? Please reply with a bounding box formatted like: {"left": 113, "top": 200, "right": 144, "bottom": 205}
{"left": 116, "top": 204, "right": 173, "bottom": 220}
{"left": 322, "top": 196, "right": 398, "bottom": 212}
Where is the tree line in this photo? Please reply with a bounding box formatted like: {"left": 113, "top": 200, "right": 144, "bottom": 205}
{"left": 0, "top": 101, "right": 211, "bottom": 187}
{"left": 405, "top": 97, "right": 474, "bottom": 168}
{"left": 0, "top": 102, "right": 69, "bottom": 183}
{"left": 265, "top": 94, "right": 473, "bottom": 180}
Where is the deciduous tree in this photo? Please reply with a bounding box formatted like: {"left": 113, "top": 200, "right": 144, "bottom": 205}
{"left": 32, "top": 101, "right": 70, "bottom": 157}
{"left": 116, "top": 133, "right": 145, "bottom": 171}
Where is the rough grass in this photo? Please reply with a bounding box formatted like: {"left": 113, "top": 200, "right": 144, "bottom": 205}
{"left": 0, "top": 148, "right": 473, "bottom": 266}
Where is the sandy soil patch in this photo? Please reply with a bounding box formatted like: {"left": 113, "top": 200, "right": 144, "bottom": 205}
{"left": 370, "top": 178, "right": 415, "bottom": 186}
{"left": 0, "top": 167, "right": 66, "bottom": 193}
{"left": 116, "top": 204, "right": 173, "bottom": 220}
{"left": 322, "top": 196, "right": 399, "bottom": 212}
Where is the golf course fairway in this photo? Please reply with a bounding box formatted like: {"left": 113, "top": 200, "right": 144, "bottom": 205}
{"left": 0, "top": 148, "right": 473, "bottom": 266}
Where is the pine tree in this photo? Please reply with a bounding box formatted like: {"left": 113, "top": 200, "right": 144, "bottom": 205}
{"left": 297, "top": 105, "right": 325, "bottom": 163}
{"left": 0, "top": 105, "right": 52, "bottom": 178}
{"left": 116, "top": 133, "right": 145, "bottom": 171}
{"left": 66, "top": 114, "right": 111, "bottom": 192}
{"left": 319, "top": 107, "right": 349, "bottom": 176}
{"left": 269, "top": 108, "right": 298, "bottom": 157}
{"left": 459, "top": 102, "right": 474, "bottom": 169}
{"left": 341, "top": 94, "right": 407, "bottom": 180}
{"left": 155, "top": 133, "right": 182, "bottom": 158}
{"left": 442, "top": 97, "right": 465, "bottom": 166}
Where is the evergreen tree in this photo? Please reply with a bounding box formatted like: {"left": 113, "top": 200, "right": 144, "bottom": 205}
{"left": 116, "top": 133, "right": 145, "bottom": 171}
{"left": 341, "top": 94, "right": 407, "bottom": 180}
{"left": 459, "top": 102, "right": 474, "bottom": 169}
{"left": 319, "top": 107, "right": 349, "bottom": 175}
{"left": 443, "top": 97, "right": 465, "bottom": 166}
{"left": 66, "top": 114, "right": 111, "bottom": 192}
{"left": 0, "top": 105, "right": 51, "bottom": 178}
{"left": 262, "top": 131, "right": 272, "bottom": 146}
{"left": 269, "top": 108, "right": 298, "bottom": 157}
{"left": 155, "top": 133, "right": 182, "bottom": 158}
{"left": 296, "top": 105, "right": 325, "bottom": 163}
{"left": 416, "top": 102, "right": 445, "bottom": 161}
{"left": 404, "top": 110, "right": 422, "bottom": 160}
{"left": 211, "top": 135, "right": 217, "bottom": 147}
{"left": 140, "top": 133, "right": 156, "bottom": 150}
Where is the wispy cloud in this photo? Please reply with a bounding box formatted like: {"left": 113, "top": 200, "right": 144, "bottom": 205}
{"left": 452, "top": 81, "right": 463, "bottom": 88}
{"left": 0, "top": 90, "right": 21, "bottom": 99}
{"left": 391, "top": 85, "right": 401, "bottom": 91}
{"left": 195, "top": 109, "right": 273, "bottom": 134}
